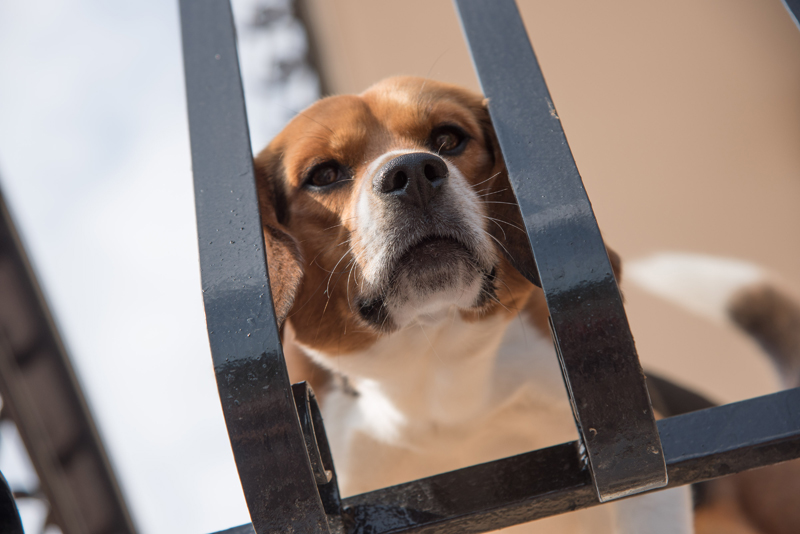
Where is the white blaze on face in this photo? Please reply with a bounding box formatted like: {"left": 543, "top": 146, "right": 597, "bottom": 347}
{"left": 350, "top": 148, "right": 497, "bottom": 327}
{"left": 352, "top": 149, "right": 418, "bottom": 292}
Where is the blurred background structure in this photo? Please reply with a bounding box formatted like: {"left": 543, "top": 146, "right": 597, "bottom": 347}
{"left": 0, "top": 187, "right": 136, "bottom": 534}
{"left": 0, "top": 0, "right": 798, "bottom": 533}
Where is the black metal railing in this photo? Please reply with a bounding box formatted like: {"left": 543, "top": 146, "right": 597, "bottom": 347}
{"left": 179, "top": 1, "right": 800, "bottom": 533}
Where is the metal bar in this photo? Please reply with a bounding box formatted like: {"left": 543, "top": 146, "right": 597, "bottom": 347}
{"left": 453, "top": 0, "right": 667, "bottom": 502}
{"left": 0, "top": 472, "right": 23, "bottom": 534}
{"left": 224, "top": 387, "right": 800, "bottom": 534}
{"left": 178, "top": 1, "right": 330, "bottom": 532}
{"left": 215, "top": 526, "right": 257, "bottom": 534}
{"left": 291, "top": 382, "right": 343, "bottom": 530}
{"left": 0, "top": 186, "right": 137, "bottom": 533}
{"left": 783, "top": 0, "right": 800, "bottom": 30}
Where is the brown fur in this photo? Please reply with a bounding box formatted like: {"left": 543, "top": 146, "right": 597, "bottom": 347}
{"left": 255, "top": 77, "right": 543, "bottom": 356}
{"left": 695, "top": 459, "right": 800, "bottom": 534}
{"left": 729, "top": 284, "right": 800, "bottom": 387}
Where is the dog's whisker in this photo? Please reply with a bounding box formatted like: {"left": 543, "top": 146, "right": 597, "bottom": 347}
{"left": 325, "top": 248, "right": 353, "bottom": 298}
{"left": 379, "top": 300, "right": 393, "bottom": 331}
{"left": 486, "top": 292, "right": 511, "bottom": 314}
{"left": 471, "top": 170, "right": 503, "bottom": 189}
{"left": 476, "top": 188, "right": 508, "bottom": 198}
{"left": 322, "top": 256, "right": 355, "bottom": 320}
{"left": 481, "top": 201, "right": 520, "bottom": 207}
{"left": 479, "top": 227, "right": 513, "bottom": 260}
{"left": 492, "top": 276, "right": 519, "bottom": 309}
{"left": 483, "top": 216, "right": 507, "bottom": 240}
{"left": 346, "top": 261, "right": 358, "bottom": 314}
{"left": 319, "top": 216, "right": 359, "bottom": 234}
{"left": 483, "top": 215, "right": 526, "bottom": 233}
{"left": 315, "top": 255, "right": 355, "bottom": 275}
{"left": 474, "top": 182, "right": 505, "bottom": 195}
{"left": 486, "top": 216, "right": 525, "bottom": 233}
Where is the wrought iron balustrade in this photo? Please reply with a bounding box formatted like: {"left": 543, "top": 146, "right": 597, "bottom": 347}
{"left": 178, "top": 1, "right": 800, "bottom": 532}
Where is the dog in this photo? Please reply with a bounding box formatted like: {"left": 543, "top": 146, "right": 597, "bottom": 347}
{"left": 253, "top": 77, "right": 799, "bottom": 533}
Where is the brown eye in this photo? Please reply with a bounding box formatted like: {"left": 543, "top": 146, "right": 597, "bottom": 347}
{"left": 311, "top": 166, "right": 338, "bottom": 186}
{"left": 434, "top": 132, "right": 459, "bottom": 152}
{"left": 429, "top": 125, "right": 468, "bottom": 155}
{"left": 306, "top": 161, "right": 348, "bottom": 189}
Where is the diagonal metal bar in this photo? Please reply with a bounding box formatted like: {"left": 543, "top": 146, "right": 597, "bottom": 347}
{"left": 178, "top": 1, "right": 330, "bottom": 532}
{"left": 783, "top": 0, "right": 800, "bottom": 29}
{"left": 0, "top": 472, "right": 23, "bottom": 534}
{"left": 454, "top": 0, "right": 667, "bottom": 502}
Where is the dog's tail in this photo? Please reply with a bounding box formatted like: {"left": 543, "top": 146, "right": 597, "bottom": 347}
{"left": 627, "top": 252, "right": 800, "bottom": 389}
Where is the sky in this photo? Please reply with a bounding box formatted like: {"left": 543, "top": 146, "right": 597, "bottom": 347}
{"left": 0, "top": 0, "right": 318, "bottom": 532}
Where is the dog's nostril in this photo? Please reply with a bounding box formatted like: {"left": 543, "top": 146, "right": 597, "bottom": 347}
{"left": 392, "top": 171, "right": 408, "bottom": 191}
{"left": 424, "top": 163, "right": 439, "bottom": 183}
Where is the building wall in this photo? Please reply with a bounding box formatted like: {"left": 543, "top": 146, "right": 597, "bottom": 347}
{"left": 298, "top": 0, "right": 800, "bottom": 404}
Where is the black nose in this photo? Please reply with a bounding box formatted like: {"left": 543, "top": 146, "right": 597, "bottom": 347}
{"left": 373, "top": 152, "right": 449, "bottom": 209}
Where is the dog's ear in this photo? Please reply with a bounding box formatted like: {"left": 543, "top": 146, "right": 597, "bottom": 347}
{"left": 254, "top": 153, "right": 304, "bottom": 328}
{"left": 477, "top": 98, "right": 541, "bottom": 287}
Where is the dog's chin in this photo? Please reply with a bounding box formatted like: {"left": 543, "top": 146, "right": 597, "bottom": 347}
{"left": 356, "top": 237, "right": 496, "bottom": 331}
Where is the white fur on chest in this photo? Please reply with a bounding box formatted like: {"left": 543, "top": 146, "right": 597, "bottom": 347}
{"left": 298, "top": 309, "right": 693, "bottom": 534}
{"left": 296, "top": 312, "right": 693, "bottom": 534}
{"left": 299, "top": 309, "right": 578, "bottom": 494}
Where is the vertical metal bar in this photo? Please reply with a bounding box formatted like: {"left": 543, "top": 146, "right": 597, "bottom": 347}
{"left": 454, "top": 0, "right": 667, "bottom": 501}
{"left": 0, "top": 472, "right": 23, "bottom": 534}
{"left": 178, "top": 1, "right": 330, "bottom": 531}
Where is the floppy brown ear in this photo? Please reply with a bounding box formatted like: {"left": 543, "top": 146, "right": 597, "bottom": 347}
{"left": 254, "top": 152, "right": 304, "bottom": 328}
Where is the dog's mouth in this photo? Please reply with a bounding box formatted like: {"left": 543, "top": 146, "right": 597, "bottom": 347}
{"left": 396, "top": 236, "right": 474, "bottom": 272}
{"left": 356, "top": 234, "right": 496, "bottom": 330}
{"left": 388, "top": 235, "right": 480, "bottom": 291}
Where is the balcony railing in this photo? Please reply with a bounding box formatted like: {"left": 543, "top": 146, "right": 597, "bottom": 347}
{"left": 178, "top": 1, "right": 800, "bottom": 532}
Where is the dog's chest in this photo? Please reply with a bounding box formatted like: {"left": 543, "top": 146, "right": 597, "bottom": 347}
{"left": 303, "top": 310, "right": 580, "bottom": 496}
{"left": 304, "top": 312, "right": 695, "bottom": 534}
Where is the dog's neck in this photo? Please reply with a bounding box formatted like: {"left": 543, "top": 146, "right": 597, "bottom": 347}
{"left": 295, "top": 306, "right": 569, "bottom": 446}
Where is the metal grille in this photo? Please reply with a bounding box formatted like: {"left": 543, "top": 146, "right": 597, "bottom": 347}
{"left": 178, "top": 0, "right": 800, "bottom": 532}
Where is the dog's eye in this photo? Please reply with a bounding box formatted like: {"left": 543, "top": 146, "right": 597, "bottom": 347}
{"left": 429, "top": 125, "right": 468, "bottom": 155}
{"left": 305, "top": 162, "right": 347, "bottom": 188}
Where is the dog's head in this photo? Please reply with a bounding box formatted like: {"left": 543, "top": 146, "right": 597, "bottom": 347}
{"left": 256, "top": 77, "right": 540, "bottom": 354}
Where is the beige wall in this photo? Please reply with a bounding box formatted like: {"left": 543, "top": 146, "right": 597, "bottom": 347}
{"left": 299, "top": 0, "right": 800, "bottom": 404}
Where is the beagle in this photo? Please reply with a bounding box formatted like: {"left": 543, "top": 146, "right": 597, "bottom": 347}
{"left": 254, "top": 77, "right": 799, "bottom": 534}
